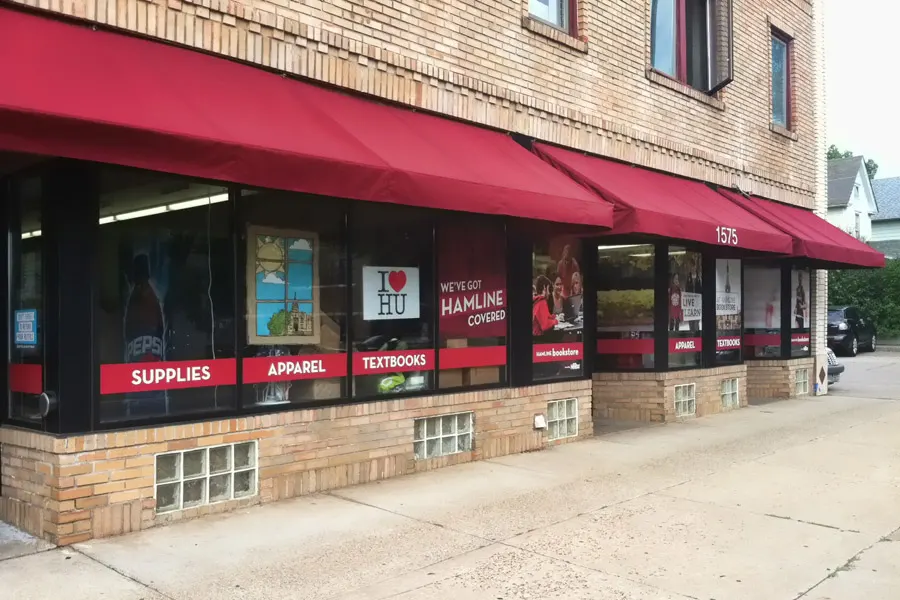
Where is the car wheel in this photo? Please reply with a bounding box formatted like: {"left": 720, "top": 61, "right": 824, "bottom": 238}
{"left": 850, "top": 336, "right": 859, "bottom": 357}
{"left": 868, "top": 334, "right": 877, "bottom": 352}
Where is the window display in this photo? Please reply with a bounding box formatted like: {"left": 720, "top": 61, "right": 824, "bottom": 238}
{"left": 532, "top": 237, "right": 584, "bottom": 380}
{"left": 791, "top": 268, "right": 811, "bottom": 357}
{"left": 96, "top": 168, "right": 236, "bottom": 422}
{"left": 744, "top": 265, "right": 782, "bottom": 358}
{"left": 596, "top": 244, "right": 655, "bottom": 370}
{"left": 241, "top": 190, "right": 347, "bottom": 406}
{"left": 437, "top": 217, "right": 507, "bottom": 389}
{"left": 668, "top": 247, "right": 702, "bottom": 368}
{"left": 9, "top": 175, "right": 43, "bottom": 421}
{"left": 715, "top": 259, "right": 742, "bottom": 363}
{"left": 352, "top": 204, "right": 434, "bottom": 397}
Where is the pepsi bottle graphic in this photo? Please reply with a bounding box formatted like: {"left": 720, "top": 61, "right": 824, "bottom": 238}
{"left": 124, "top": 253, "right": 167, "bottom": 416}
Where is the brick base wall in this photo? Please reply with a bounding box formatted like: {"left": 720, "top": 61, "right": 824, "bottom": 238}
{"left": 0, "top": 380, "right": 591, "bottom": 545}
{"left": 746, "top": 358, "right": 816, "bottom": 400}
{"left": 593, "top": 364, "right": 748, "bottom": 423}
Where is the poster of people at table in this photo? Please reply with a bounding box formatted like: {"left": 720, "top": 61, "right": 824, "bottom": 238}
{"left": 532, "top": 237, "right": 583, "bottom": 379}
{"left": 792, "top": 268, "right": 810, "bottom": 329}
{"left": 667, "top": 251, "right": 702, "bottom": 333}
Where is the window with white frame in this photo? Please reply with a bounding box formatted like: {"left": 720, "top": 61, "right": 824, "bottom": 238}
{"left": 414, "top": 412, "right": 473, "bottom": 460}
{"left": 674, "top": 383, "right": 696, "bottom": 417}
{"left": 528, "top": 0, "right": 570, "bottom": 32}
{"left": 548, "top": 398, "right": 578, "bottom": 440}
{"left": 795, "top": 368, "right": 810, "bottom": 396}
{"left": 721, "top": 378, "right": 739, "bottom": 409}
{"left": 155, "top": 442, "right": 258, "bottom": 513}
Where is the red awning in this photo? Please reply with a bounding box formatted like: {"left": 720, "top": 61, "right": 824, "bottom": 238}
{"left": 718, "top": 190, "right": 885, "bottom": 268}
{"left": 0, "top": 8, "right": 612, "bottom": 228}
{"left": 533, "top": 143, "right": 794, "bottom": 254}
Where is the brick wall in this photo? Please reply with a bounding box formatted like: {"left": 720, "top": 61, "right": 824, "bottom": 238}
{"left": 0, "top": 379, "right": 591, "bottom": 544}
{"left": 593, "top": 364, "right": 748, "bottom": 423}
{"left": 6, "top": 0, "right": 817, "bottom": 207}
{"left": 745, "top": 357, "right": 815, "bottom": 399}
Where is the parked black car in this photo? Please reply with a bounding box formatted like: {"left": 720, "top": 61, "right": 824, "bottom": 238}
{"left": 828, "top": 306, "right": 877, "bottom": 357}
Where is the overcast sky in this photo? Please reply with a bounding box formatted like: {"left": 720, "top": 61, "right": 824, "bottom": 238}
{"left": 826, "top": 0, "right": 898, "bottom": 179}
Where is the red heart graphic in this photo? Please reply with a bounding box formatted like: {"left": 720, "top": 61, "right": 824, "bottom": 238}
{"left": 388, "top": 270, "right": 407, "bottom": 293}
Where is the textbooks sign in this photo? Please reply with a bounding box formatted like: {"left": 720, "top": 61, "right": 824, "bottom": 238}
{"left": 362, "top": 267, "right": 420, "bottom": 321}
{"left": 437, "top": 221, "right": 507, "bottom": 339}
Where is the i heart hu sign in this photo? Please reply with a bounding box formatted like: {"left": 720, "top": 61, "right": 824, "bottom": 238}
{"left": 362, "top": 266, "right": 421, "bottom": 321}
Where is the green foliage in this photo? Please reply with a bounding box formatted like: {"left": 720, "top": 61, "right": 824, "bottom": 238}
{"left": 267, "top": 309, "right": 287, "bottom": 336}
{"left": 827, "top": 144, "right": 879, "bottom": 180}
{"left": 829, "top": 259, "right": 900, "bottom": 338}
{"left": 597, "top": 289, "right": 655, "bottom": 326}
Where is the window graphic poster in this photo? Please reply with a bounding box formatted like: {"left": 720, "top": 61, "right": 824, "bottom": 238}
{"left": 532, "top": 236, "right": 583, "bottom": 377}
{"left": 247, "top": 227, "right": 319, "bottom": 345}
{"left": 744, "top": 266, "right": 781, "bottom": 329}
{"left": 362, "top": 266, "right": 421, "bottom": 321}
{"left": 715, "top": 259, "right": 741, "bottom": 325}
{"left": 437, "top": 221, "right": 507, "bottom": 339}
{"left": 792, "top": 268, "right": 810, "bottom": 329}
{"left": 668, "top": 251, "right": 702, "bottom": 332}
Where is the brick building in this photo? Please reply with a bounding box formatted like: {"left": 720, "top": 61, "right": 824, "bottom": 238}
{"left": 0, "top": 0, "right": 883, "bottom": 544}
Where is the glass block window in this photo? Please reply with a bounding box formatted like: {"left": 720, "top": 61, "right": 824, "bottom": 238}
{"left": 674, "top": 383, "right": 696, "bottom": 417}
{"left": 548, "top": 398, "right": 578, "bottom": 440}
{"left": 795, "top": 368, "right": 810, "bottom": 396}
{"left": 155, "top": 441, "right": 258, "bottom": 513}
{"left": 721, "top": 378, "right": 740, "bottom": 409}
{"left": 413, "top": 412, "right": 473, "bottom": 460}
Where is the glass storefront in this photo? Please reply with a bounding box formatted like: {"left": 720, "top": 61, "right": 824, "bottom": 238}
{"left": 596, "top": 244, "right": 655, "bottom": 370}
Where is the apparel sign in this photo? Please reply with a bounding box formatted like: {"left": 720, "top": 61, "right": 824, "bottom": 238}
{"left": 100, "top": 358, "right": 237, "bottom": 395}
{"left": 437, "top": 221, "right": 507, "bottom": 339}
{"left": 362, "top": 267, "right": 420, "bottom": 321}
{"left": 669, "top": 338, "right": 703, "bottom": 353}
{"left": 242, "top": 353, "right": 348, "bottom": 384}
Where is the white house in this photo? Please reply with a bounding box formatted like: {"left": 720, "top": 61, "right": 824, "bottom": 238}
{"left": 871, "top": 177, "right": 900, "bottom": 259}
{"left": 827, "top": 156, "right": 877, "bottom": 240}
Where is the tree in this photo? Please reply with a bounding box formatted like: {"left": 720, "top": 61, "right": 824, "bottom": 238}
{"left": 827, "top": 144, "right": 878, "bottom": 181}
{"left": 829, "top": 259, "right": 900, "bottom": 338}
{"left": 267, "top": 309, "right": 287, "bottom": 336}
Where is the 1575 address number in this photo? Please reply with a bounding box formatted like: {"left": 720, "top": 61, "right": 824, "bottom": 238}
{"left": 716, "top": 226, "right": 739, "bottom": 246}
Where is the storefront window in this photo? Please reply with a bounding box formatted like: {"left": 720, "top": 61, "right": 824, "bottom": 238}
{"left": 351, "top": 204, "right": 434, "bottom": 397}
{"left": 241, "top": 190, "right": 347, "bottom": 405}
{"left": 668, "top": 247, "right": 702, "bottom": 368}
{"left": 715, "top": 259, "right": 742, "bottom": 363}
{"left": 596, "top": 244, "right": 655, "bottom": 370}
{"left": 8, "top": 175, "right": 43, "bottom": 420}
{"left": 790, "top": 268, "right": 811, "bottom": 357}
{"left": 532, "top": 236, "right": 584, "bottom": 380}
{"left": 437, "top": 217, "right": 507, "bottom": 389}
{"left": 96, "top": 168, "right": 235, "bottom": 422}
{"left": 744, "top": 265, "right": 782, "bottom": 358}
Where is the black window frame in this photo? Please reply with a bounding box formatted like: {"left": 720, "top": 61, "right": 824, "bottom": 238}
{"left": 741, "top": 261, "right": 813, "bottom": 362}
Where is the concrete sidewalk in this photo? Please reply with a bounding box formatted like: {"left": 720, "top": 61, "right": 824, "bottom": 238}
{"left": 3, "top": 355, "right": 900, "bottom": 600}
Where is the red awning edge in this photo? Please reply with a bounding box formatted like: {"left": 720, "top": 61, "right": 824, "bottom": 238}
{"left": 0, "top": 7, "right": 613, "bottom": 229}
{"left": 532, "top": 143, "right": 794, "bottom": 255}
{"left": 718, "top": 189, "right": 885, "bottom": 269}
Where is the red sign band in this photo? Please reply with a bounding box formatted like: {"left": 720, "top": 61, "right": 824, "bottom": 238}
{"left": 9, "top": 363, "right": 42, "bottom": 395}
{"left": 716, "top": 336, "right": 742, "bottom": 350}
{"left": 439, "top": 346, "right": 506, "bottom": 370}
{"left": 596, "top": 339, "right": 654, "bottom": 355}
{"left": 352, "top": 349, "right": 436, "bottom": 375}
{"left": 242, "top": 354, "right": 347, "bottom": 384}
{"left": 791, "top": 333, "right": 811, "bottom": 346}
{"left": 100, "top": 358, "right": 237, "bottom": 395}
{"left": 533, "top": 343, "right": 583, "bottom": 363}
{"left": 745, "top": 333, "right": 781, "bottom": 347}
{"left": 669, "top": 337, "right": 702, "bottom": 353}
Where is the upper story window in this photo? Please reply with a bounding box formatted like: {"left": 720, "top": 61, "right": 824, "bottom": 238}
{"left": 529, "top": 0, "right": 570, "bottom": 32}
{"left": 651, "top": 0, "right": 734, "bottom": 94}
{"left": 771, "top": 30, "right": 792, "bottom": 128}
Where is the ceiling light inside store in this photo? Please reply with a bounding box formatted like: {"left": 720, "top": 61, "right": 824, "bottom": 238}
{"left": 21, "top": 193, "right": 229, "bottom": 239}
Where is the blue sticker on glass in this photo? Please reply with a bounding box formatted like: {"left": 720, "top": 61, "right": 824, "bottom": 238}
{"left": 14, "top": 309, "right": 38, "bottom": 347}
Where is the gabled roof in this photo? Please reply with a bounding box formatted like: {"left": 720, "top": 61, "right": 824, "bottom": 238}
{"left": 872, "top": 177, "right": 900, "bottom": 221}
{"left": 828, "top": 156, "right": 865, "bottom": 208}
